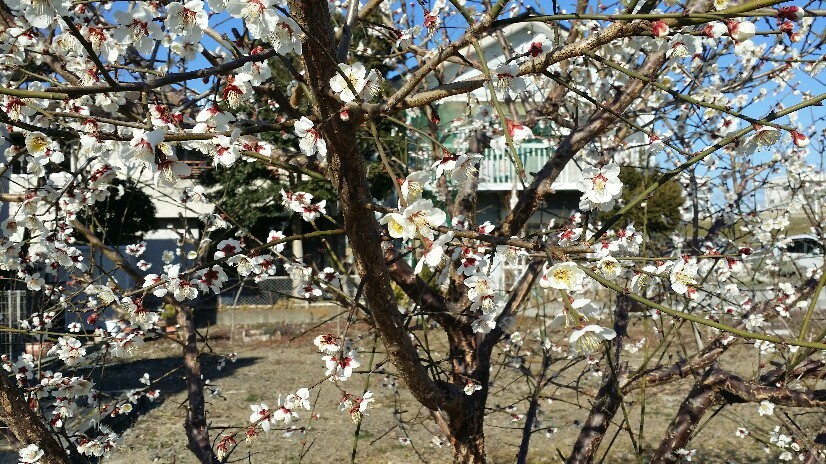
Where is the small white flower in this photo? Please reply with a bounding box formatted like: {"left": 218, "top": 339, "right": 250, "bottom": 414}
{"left": 727, "top": 20, "right": 756, "bottom": 42}
{"left": 472, "top": 311, "right": 498, "bottom": 334}
{"left": 569, "top": 325, "right": 616, "bottom": 353}
{"left": 329, "top": 62, "right": 380, "bottom": 103}
{"left": 493, "top": 64, "right": 526, "bottom": 96}
{"left": 249, "top": 403, "right": 272, "bottom": 432}
{"left": 463, "top": 380, "right": 482, "bottom": 395}
{"left": 18, "top": 444, "right": 44, "bottom": 463}
{"left": 674, "top": 448, "right": 697, "bottom": 462}
{"left": 24, "top": 132, "right": 51, "bottom": 156}
{"left": 293, "top": 117, "right": 327, "bottom": 158}
{"left": 380, "top": 200, "right": 446, "bottom": 241}
{"left": 322, "top": 350, "right": 360, "bottom": 381}
{"left": 670, "top": 258, "right": 698, "bottom": 297}
{"left": 313, "top": 334, "right": 339, "bottom": 353}
{"left": 400, "top": 171, "right": 430, "bottom": 204}
{"left": 267, "top": 14, "right": 302, "bottom": 55}
{"left": 540, "top": 262, "right": 586, "bottom": 291}
{"left": 125, "top": 129, "right": 165, "bottom": 168}
{"left": 597, "top": 257, "right": 622, "bottom": 279}
{"left": 414, "top": 232, "right": 453, "bottom": 275}
{"left": 226, "top": 0, "right": 277, "bottom": 39}
{"left": 113, "top": 6, "right": 163, "bottom": 55}
{"left": 48, "top": 336, "right": 87, "bottom": 366}
{"left": 578, "top": 164, "right": 623, "bottom": 211}
{"left": 757, "top": 400, "right": 775, "bottom": 416}
{"left": 165, "top": 1, "right": 209, "bottom": 43}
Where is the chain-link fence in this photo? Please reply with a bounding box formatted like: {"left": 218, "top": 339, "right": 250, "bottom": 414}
{"left": 218, "top": 276, "right": 361, "bottom": 308}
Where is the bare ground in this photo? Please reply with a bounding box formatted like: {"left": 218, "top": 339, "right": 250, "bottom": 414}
{"left": 0, "top": 319, "right": 818, "bottom": 464}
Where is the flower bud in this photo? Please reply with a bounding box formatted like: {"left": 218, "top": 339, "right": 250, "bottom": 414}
{"left": 651, "top": 20, "right": 670, "bottom": 38}
{"left": 704, "top": 22, "right": 727, "bottom": 38}
{"left": 529, "top": 41, "right": 543, "bottom": 57}
{"left": 727, "top": 20, "right": 756, "bottom": 42}
{"left": 791, "top": 130, "right": 810, "bottom": 148}
{"left": 777, "top": 6, "right": 805, "bottom": 22}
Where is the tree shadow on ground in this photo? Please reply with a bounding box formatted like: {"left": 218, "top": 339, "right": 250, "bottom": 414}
{"left": 0, "top": 339, "right": 262, "bottom": 463}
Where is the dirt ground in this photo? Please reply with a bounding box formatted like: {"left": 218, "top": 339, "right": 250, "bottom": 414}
{"left": 0, "top": 319, "right": 819, "bottom": 464}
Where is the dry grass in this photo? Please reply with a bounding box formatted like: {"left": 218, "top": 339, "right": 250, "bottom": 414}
{"left": 0, "top": 317, "right": 819, "bottom": 464}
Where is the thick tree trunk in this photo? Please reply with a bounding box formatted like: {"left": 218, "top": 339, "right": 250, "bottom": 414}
{"left": 449, "top": 399, "right": 487, "bottom": 463}
{"left": 444, "top": 323, "right": 491, "bottom": 463}
{"left": 287, "top": 0, "right": 452, "bottom": 414}
{"left": 0, "top": 374, "right": 71, "bottom": 464}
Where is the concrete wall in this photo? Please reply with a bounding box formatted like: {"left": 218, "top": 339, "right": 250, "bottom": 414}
{"left": 215, "top": 303, "right": 345, "bottom": 326}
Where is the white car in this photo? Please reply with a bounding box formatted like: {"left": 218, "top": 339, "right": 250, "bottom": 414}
{"left": 774, "top": 234, "right": 825, "bottom": 276}
{"left": 741, "top": 234, "right": 824, "bottom": 281}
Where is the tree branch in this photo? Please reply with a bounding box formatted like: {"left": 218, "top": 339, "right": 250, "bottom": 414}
{"left": 0, "top": 374, "right": 71, "bottom": 464}
{"left": 289, "top": 0, "right": 455, "bottom": 412}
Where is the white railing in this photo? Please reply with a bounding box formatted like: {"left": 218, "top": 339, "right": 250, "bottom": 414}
{"left": 410, "top": 142, "right": 582, "bottom": 191}
{"left": 478, "top": 142, "right": 581, "bottom": 190}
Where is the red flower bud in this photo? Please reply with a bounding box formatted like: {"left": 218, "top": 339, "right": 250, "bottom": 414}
{"left": 651, "top": 20, "right": 669, "bottom": 38}
{"left": 777, "top": 6, "right": 804, "bottom": 22}
{"left": 791, "top": 130, "right": 810, "bottom": 148}
{"left": 529, "top": 41, "right": 543, "bottom": 57}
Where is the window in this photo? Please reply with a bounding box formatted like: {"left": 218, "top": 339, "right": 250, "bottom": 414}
{"left": 787, "top": 238, "right": 823, "bottom": 255}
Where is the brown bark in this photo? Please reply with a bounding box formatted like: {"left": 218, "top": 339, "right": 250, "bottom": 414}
{"left": 449, "top": 397, "right": 487, "bottom": 463}
{"left": 516, "top": 355, "right": 553, "bottom": 464}
{"left": 565, "top": 295, "right": 631, "bottom": 464}
{"left": 621, "top": 338, "right": 729, "bottom": 394}
{"left": 177, "top": 304, "right": 220, "bottom": 464}
{"left": 446, "top": 325, "right": 490, "bottom": 464}
{"left": 566, "top": 374, "right": 624, "bottom": 464}
{"left": 287, "top": 0, "right": 453, "bottom": 416}
{"left": 653, "top": 365, "right": 826, "bottom": 463}
{"left": 651, "top": 371, "right": 718, "bottom": 463}
{"left": 383, "top": 246, "right": 450, "bottom": 317}
{"left": 72, "top": 221, "right": 219, "bottom": 463}
{"left": 0, "top": 374, "right": 71, "bottom": 464}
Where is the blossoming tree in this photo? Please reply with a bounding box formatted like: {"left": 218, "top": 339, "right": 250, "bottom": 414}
{"left": 0, "top": 0, "right": 825, "bottom": 463}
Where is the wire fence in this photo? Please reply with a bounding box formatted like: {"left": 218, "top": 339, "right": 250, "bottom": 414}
{"left": 218, "top": 276, "right": 362, "bottom": 308}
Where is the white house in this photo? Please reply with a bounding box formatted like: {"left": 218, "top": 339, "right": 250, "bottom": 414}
{"left": 0, "top": 136, "right": 213, "bottom": 289}
{"left": 404, "top": 22, "right": 587, "bottom": 287}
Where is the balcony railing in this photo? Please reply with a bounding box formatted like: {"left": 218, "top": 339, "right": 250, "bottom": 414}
{"left": 411, "top": 142, "right": 582, "bottom": 191}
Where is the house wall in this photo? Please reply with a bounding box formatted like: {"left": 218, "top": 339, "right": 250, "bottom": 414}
{"left": 428, "top": 22, "right": 559, "bottom": 104}
{"left": 0, "top": 138, "right": 212, "bottom": 260}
